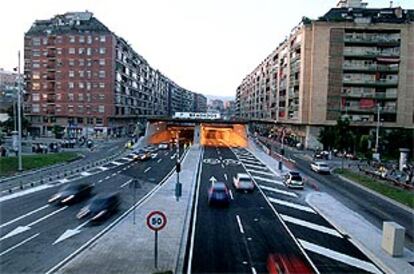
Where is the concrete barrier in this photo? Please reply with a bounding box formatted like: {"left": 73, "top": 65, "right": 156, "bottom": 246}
{"left": 382, "top": 222, "right": 405, "bottom": 257}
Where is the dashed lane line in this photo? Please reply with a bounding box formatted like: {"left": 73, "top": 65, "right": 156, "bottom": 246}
{"left": 157, "top": 159, "right": 162, "bottom": 163}
{"left": 0, "top": 233, "right": 40, "bottom": 257}
{"left": 299, "top": 239, "right": 381, "bottom": 274}
{"left": 236, "top": 215, "right": 245, "bottom": 234}
{"left": 0, "top": 205, "right": 50, "bottom": 229}
{"left": 111, "top": 161, "right": 123, "bottom": 166}
{"left": 259, "top": 185, "right": 297, "bottom": 198}
{"left": 246, "top": 169, "right": 274, "bottom": 177}
{"left": 224, "top": 173, "right": 228, "bottom": 181}
{"left": 120, "top": 179, "right": 133, "bottom": 188}
{"left": 268, "top": 197, "right": 316, "bottom": 214}
{"left": 97, "top": 166, "right": 108, "bottom": 171}
{"left": 144, "top": 167, "right": 152, "bottom": 173}
{"left": 280, "top": 214, "right": 343, "bottom": 238}
{"left": 80, "top": 171, "right": 92, "bottom": 176}
{"left": 229, "top": 190, "right": 234, "bottom": 200}
{"left": 104, "top": 176, "right": 110, "bottom": 180}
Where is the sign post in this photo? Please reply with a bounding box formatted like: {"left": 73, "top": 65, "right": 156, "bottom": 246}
{"left": 146, "top": 211, "right": 167, "bottom": 270}
{"left": 129, "top": 179, "right": 141, "bottom": 224}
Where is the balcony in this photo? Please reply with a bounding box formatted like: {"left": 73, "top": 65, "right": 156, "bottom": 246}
{"left": 342, "top": 63, "right": 399, "bottom": 72}
{"left": 343, "top": 49, "right": 400, "bottom": 58}
{"left": 345, "top": 105, "right": 396, "bottom": 113}
{"left": 342, "top": 92, "right": 397, "bottom": 100}
{"left": 344, "top": 35, "right": 400, "bottom": 46}
{"left": 343, "top": 78, "right": 398, "bottom": 87}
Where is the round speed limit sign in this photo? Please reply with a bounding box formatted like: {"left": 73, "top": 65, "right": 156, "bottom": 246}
{"left": 146, "top": 211, "right": 167, "bottom": 231}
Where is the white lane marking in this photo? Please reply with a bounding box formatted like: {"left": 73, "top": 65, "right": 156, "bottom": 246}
{"left": 281, "top": 214, "right": 343, "bottom": 238}
{"left": 157, "top": 159, "right": 162, "bottom": 163}
{"left": 80, "top": 171, "right": 91, "bottom": 176}
{"left": 299, "top": 239, "right": 381, "bottom": 274}
{"left": 111, "top": 161, "right": 123, "bottom": 166}
{"left": 236, "top": 215, "right": 245, "bottom": 234}
{"left": 122, "top": 167, "right": 128, "bottom": 171}
{"left": 238, "top": 156, "right": 258, "bottom": 161}
{"left": 144, "top": 167, "right": 152, "bottom": 173}
{"left": 111, "top": 173, "right": 117, "bottom": 177}
{"left": 58, "top": 178, "right": 69, "bottom": 183}
{"left": 0, "top": 233, "right": 40, "bottom": 257}
{"left": 53, "top": 219, "right": 91, "bottom": 245}
{"left": 252, "top": 176, "right": 283, "bottom": 186}
{"left": 268, "top": 197, "right": 316, "bottom": 214}
{"left": 0, "top": 206, "right": 68, "bottom": 241}
{"left": 244, "top": 163, "right": 268, "bottom": 171}
{"left": 170, "top": 153, "right": 176, "bottom": 160}
{"left": 224, "top": 173, "right": 228, "bottom": 181}
{"left": 121, "top": 157, "right": 131, "bottom": 161}
{"left": 239, "top": 158, "right": 262, "bottom": 165}
{"left": 251, "top": 267, "right": 257, "bottom": 274}
{"left": 0, "top": 184, "right": 54, "bottom": 203}
{"left": 97, "top": 166, "right": 108, "bottom": 171}
{"left": 120, "top": 179, "right": 133, "bottom": 188}
{"left": 0, "top": 205, "right": 49, "bottom": 229}
{"left": 229, "top": 190, "right": 234, "bottom": 200}
{"left": 104, "top": 176, "right": 110, "bottom": 180}
{"left": 246, "top": 169, "right": 273, "bottom": 177}
{"left": 259, "top": 185, "right": 297, "bottom": 197}
{"left": 116, "top": 170, "right": 122, "bottom": 174}
{"left": 221, "top": 163, "right": 225, "bottom": 169}
{"left": 98, "top": 179, "right": 103, "bottom": 183}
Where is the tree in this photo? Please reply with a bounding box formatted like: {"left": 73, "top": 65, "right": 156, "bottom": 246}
{"left": 52, "top": 125, "right": 65, "bottom": 139}
{"left": 335, "top": 117, "right": 353, "bottom": 152}
{"left": 318, "top": 126, "right": 336, "bottom": 150}
{"left": 0, "top": 105, "right": 31, "bottom": 133}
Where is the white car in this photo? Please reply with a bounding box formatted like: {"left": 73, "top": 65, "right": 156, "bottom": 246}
{"left": 233, "top": 173, "right": 255, "bottom": 192}
{"left": 283, "top": 171, "right": 304, "bottom": 189}
{"left": 310, "top": 161, "right": 330, "bottom": 174}
{"left": 158, "top": 143, "right": 169, "bottom": 150}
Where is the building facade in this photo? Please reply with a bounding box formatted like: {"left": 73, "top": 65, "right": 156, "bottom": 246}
{"left": 236, "top": 0, "right": 414, "bottom": 148}
{"left": 24, "top": 11, "right": 206, "bottom": 137}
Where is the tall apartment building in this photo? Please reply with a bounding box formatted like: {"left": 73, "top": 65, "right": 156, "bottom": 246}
{"left": 236, "top": 0, "right": 413, "bottom": 148}
{"left": 24, "top": 11, "right": 206, "bottom": 137}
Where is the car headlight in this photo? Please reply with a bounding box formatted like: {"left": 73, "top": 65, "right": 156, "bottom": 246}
{"left": 91, "top": 210, "right": 107, "bottom": 220}
{"left": 61, "top": 195, "right": 75, "bottom": 203}
{"left": 48, "top": 194, "right": 61, "bottom": 203}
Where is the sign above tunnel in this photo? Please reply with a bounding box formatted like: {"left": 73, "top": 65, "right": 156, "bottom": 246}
{"left": 173, "top": 112, "right": 221, "bottom": 120}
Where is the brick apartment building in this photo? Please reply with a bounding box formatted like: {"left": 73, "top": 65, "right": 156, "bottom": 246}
{"left": 24, "top": 11, "right": 206, "bottom": 138}
{"left": 236, "top": 0, "right": 413, "bottom": 148}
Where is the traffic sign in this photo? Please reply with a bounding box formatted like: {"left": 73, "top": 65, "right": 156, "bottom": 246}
{"left": 146, "top": 211, "right": 167, "bottom": 231}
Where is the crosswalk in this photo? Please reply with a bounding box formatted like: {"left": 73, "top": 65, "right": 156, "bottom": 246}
{"left": 231, "top": 147, "right": 382, "bottom": 274}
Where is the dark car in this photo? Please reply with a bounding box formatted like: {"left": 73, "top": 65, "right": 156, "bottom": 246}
{"left": 48, "top": 183, "right": 93, "bottom": 204}
{"left": 208, "top": 182, "right": 230, "bottom": 206}
{"left": 77, "top": 193, "right": 120, "bottom": 221}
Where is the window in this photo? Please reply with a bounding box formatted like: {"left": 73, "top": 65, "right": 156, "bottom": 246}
{"left": 87, "top": 117, "right": 94, "bottom": 124}
{"left": 42, "top": 38, "right": 47, "bottom": 45}
{"left": 86, "top": 93, "right": 91, "bottom": 102}
{"left": 79, "top": 59, "right": 84, "bottom": 66}
{"left": 86, "top": 82, "right": 91, "bottom": 90}
{"left": 79, "top": 82, "right": 84, "bottom": 89}
{"left": 99, "top": 71, "right": 106, "bottom": 78}
{"left": 98, "top": 105, "right": 105, "bottom": 113}
{"left": 87, "top": 60, "right": 92, "bottom": 67}
{"left": 69, "top": 71, "right": 75, "bottom": 78}
{"left": 68, "top": 93, "right": 74, "bottom": 101}
{"left": 56, "top": 36, "right": 63, "bottom": 44}
{"left": 32, "top": 62, "right": 40, "bottom": 68}
{"left": 68, "top": 105, "right": 74, "bottom": 113}
{"left": 87, "top": 35, "right": 92, "bottom": 44}
{"left": 69, "top": 48, "right": 75, "bottom": 54}
{"left": 79, "top": 36, "right": 85, "bottom": 43}
{"left": 86, "top": 71, "right": 91, "bottom": 78}
{"left": 86, "top": 48, "right": 92, "bottom": 56}
{"left": 78, "top": 106, "right": 84, "bottom": 114}
{"left": 69, "top": 59, "right": 75, "bottom": 66}
{"left": 99, "top": 83, "right": 105, "bottom": 89}
{"left": 68, "top": 82, "right": 74, "bottom": 89}
{"left": 98, "top": 94, "right": 105, "bottom": 100}
{"left": 57, "top": 48, "right": 62, "bottom": 55}
{"left": 32, "top": 38, "right": 41, "bottom": 46}
{"left": 42, "top": 93, "right": 47, "bottom": 100}
{"left": 79, "top": 71, "right": 84, "bottom": 78}
{"left": 99, "top": 59, "right": 105, "bottom": 66}
{"left": 69, "top": 36, "right": 75, "bottom": 43}
{"left": 32, "top": 104, "right": 40, "bottom": 113}
{"left": 96, "top": 118, "right": 103, "bottom": 124}
{"left": 32, "top": 72, "right": 40, "bottom": 80}
{"left": 78, "top": 93, "right": 84, "bottom": 101}
{"left": 56, "top": 93, "right": 62, "bottom": 100}
{"left": 56, "top": 104, "right": 62, "bottom": 112}
{"left": 78, "top": 48, "right": 85, "bottom": 54}
{"left": 32, "top": 50, "right": 40, "bottom": 57}
{"left": 100, "top": 35, "right": 106, "bottom": 42}
{"left": 32, "top": 83, "right": 40, "bottom": 90}
{"left": 32, "top": 93, "right": 40, "bottom": 101}
{"left": 99, "top": 48, "right": 106, "bottom": 54}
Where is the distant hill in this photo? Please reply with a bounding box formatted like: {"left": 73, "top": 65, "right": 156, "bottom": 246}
{"left": 205, "top": 94, "right": 235, "bottom": 103}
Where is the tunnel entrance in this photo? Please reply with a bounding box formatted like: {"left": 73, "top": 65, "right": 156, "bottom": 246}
{"left": 200, "top": 123, "right": 247, "bottom": 147}
{"left": 149, "top": 122, "right": 195, "bottom": 145}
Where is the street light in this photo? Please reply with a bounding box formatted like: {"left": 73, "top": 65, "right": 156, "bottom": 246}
{"left": 375, "top": 103, "right": 381, "bottom": 153}
{"left": 16, "top": 51, "right": 23, "bottom": 171}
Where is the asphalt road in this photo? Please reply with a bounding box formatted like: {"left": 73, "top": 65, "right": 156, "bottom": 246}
{"left": 189, "top": 145, "right": 382, "bottom": 274}
{"left": 0, "top": 146, "right": 183, "bottom": 273}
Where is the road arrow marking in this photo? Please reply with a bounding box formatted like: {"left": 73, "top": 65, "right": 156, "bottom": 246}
{"left": 209, "top": 176, "right": 217, "bottom": 184}
{"left": 0, "top": 206, "right": 68, "bottom": 241}
{"left": 53, "top": 219, "right": 91, "bottom": 245}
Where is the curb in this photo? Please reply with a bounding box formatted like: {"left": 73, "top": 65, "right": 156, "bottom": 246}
{"left": 333, "top": 169, "right": 414, "bottom": 214}
{"left": 306, "top": 192, "right": 394, "bottom": 274}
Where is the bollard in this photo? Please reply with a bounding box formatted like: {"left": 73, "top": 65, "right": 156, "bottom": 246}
{"left": 40, "top": 179, "right": 44, "bottom": 184}
{"left": 9, "top": 188, "right": 12, "bottom": 193}
{"left": 20, "top": 183, "right": 23, "bottom": 190}
{"left": 30, "top": 182, "right": 34, "bottom": 187}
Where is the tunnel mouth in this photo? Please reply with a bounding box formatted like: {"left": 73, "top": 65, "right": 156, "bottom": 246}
{"left": 149, "top": 124, "right": 195, "bottom": 145}
{"left": 200, "top": 123, "right": 247, "bottom": 148}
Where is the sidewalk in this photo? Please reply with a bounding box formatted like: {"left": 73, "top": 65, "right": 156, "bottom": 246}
{"left": 307, "top": 192, "right": 414, "bottom": 274}
{"left": 248, "top": 139, "right": 414, "bottom": 274}
{"left": 54, "top": 145, "right": 202, "bottom": 274}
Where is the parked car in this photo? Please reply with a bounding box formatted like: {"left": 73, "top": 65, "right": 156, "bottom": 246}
{"left": 48, "top": 183, "right": 93, "bottom": 204}
{"left": 310, "top": 161, "right": 330, "bottom": 174}
{"left": 208, "top": 182, "right": 230, "bottom": 206}
{"left": 283, "top": 171, "right": 304, "bottom": 189}
{"left": 233, "top": 173, "right": 255, "bottom": 192}
{"left": 158, "top": 143, "right": 169, "bottom": 150}
{"left": 77, "top": 193, "right": 120, "bottom": 221}
{"left": 267, "top": 254, "right": 313, "bottom": 274}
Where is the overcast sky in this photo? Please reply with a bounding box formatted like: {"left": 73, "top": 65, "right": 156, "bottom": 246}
{"left": 1, "top": 0, "right": 412, "bottom": 98}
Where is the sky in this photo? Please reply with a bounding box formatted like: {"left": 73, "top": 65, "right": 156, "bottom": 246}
{"left": 0, "top": 0, "right": 412, "bottom": 98}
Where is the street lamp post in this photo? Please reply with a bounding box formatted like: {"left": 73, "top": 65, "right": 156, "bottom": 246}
{"left": 175, "top": 131, "right": 182, "bottom": 201}
{"left": 17, "top": 51, "right": 23, "bottom": 171}
{"left": 375, "top": 103, "right": 381, "bottom": 153}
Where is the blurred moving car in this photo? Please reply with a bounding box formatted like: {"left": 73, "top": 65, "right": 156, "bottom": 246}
{"left": 310, "top": 161, "right": 330, "bottom": 174}
{"left": 48, "top": 183, "right": 93, "bottom": 204}
{"left": 283, "top": 171, "right": 304, "bottom": 189}
{"left": 158, "top": 143, "right": 169, "bottom": 150}
{"left": 233, "top": 173, "right": 255, "bottom": 192}
{"left": 133, "top": 149, "right": 151, "bottom": 161}
{"left": 208, "top": 182, "right": 230, "bottom": 206}
{"left": 267, "top": 254, "right": 313, "bottom": 274}
{"left": 77, "top": 193, "right": 120, "bottom": 221}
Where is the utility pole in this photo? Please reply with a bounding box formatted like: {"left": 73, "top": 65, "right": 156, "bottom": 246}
{"left": 175, "top": 131, "right": 182, "bottom": 201}
{"left": 375, "top": 103, "right": 381, "bottom": 153}
{"left": 17, "top": 51, "right": 23, "bottom": 171}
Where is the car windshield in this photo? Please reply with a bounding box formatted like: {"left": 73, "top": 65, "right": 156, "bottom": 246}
{"left": 291, "top": 175, "right": 302, "bottom": 181}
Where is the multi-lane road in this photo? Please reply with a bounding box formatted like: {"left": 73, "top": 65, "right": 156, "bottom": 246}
{"left": 0, "top": 146, "right": 184, "bottom": 273}
{"left": 188, "top": 145, "right": 382, "bottom": 274}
